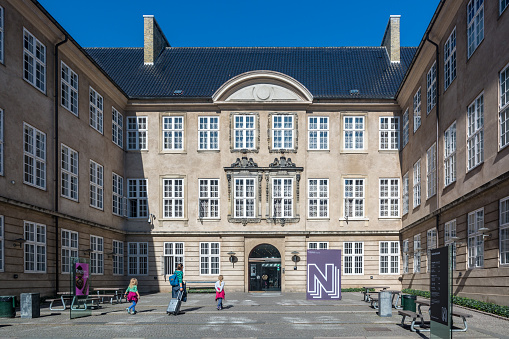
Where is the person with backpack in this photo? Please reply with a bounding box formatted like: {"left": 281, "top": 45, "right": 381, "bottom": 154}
{"left": 171, "top": 263, "right": 184, "bottom": 298}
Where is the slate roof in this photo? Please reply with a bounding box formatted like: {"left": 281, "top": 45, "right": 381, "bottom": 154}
{"left": 84, "top": 47, "right": 417, "bottom": 100}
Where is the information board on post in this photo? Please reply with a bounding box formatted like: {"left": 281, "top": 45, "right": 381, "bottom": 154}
{"left": 430, "top": 246, "right": 452, "bottom": 339}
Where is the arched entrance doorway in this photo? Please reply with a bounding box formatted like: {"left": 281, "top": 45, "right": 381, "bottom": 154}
{"left": 248, "top": 244, "right": 281, "bottom": 291}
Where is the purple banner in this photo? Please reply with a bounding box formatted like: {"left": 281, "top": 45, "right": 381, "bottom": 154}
{"left": 75, "top": 263, "right": 89, "bottom": 296}
{"left": 306, "top": 250, "right": 342, "bottom": 300}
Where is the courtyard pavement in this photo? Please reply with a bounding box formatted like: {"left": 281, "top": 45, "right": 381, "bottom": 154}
{"left": 0, "top": 292, "right": 508, "bottom": 338}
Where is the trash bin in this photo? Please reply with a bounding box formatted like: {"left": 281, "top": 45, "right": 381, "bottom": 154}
{"left": 0, "top": 296, "right": 16, "bottom": 318}
{"left": 402, "top": 294, "right": 416, "bottom": 312}
{"left": 378, "top": 290, "right": 392, "bottom": 317}
{"left": 20, "top": 293, "right": 40, "bottom": 319}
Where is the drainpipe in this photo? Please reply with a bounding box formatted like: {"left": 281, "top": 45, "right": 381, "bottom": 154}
{"left": 54, "top": 35, "right": 68, "bottom": 294}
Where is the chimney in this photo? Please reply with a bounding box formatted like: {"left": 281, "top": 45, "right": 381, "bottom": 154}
{"left": 143, "top": 15, "right": 170, "bottom": 65}
{"left": 381, "top": 15, "right": 400, "bottom": 63}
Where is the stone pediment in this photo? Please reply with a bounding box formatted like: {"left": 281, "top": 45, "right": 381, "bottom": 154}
{"left": 225, "top": 84, "right": 303, "bottom": 102}
{"left": 268, "top": 156, "right": 296, "bottom": 168}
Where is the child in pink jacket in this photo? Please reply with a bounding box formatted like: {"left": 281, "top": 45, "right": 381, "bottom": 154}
{"left": 215, "top": 275, "right": 225, "bottom": 310}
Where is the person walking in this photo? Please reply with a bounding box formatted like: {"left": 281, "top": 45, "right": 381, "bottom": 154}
{"left": 124, "top": 278, "right": 140, "bottom": 315}
{"left": 215, "top": 275, "right": 225, "bottom": 310}
{"left": 172, "top": 263, "right": 184, "bottom": 299}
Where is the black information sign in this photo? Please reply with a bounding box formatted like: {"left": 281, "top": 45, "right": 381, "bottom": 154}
{"left": 430, "top": 247, "right": 450, "bottom": 326}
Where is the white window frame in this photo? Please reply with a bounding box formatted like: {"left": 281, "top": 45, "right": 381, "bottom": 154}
{"left": 444, "top": 122, "right": 457, "bottom": 187}
{"left": 128, "top": 242, "right": 148, "bottom": 276}
{"left": 128, "top": 179, "right": 148, "bottom": 218}
{"left": 444, "top": 27, "right": 457, "bottom": 90}
{"left": 343, "top": 242, "right": 364, "bottom": 275}
{"left": 234, "top": 177, "right": 256, "bottom": 218}
{"left": 444, "top": 220, "right": 457, "bottom": 270}
{"left": 271, "top": 178, "right": 293, "bottom": 218}
{"left": 308, "top": 116, "right": 329, "bottom": 150}
{"left": 61, "top": 61, "right": 78, "bottom": 116}
{"left": 24, "top": 221, "right": 46, "bottom": 273}
{"left": 402, "top": 172, "right": 409, "bottom": 215}
{"left": 272, "top": 115, "right": 294, "bottom": 150}
{"left": 112, "top": 240, "right": 124, "bottom": 276}
{"left": 379, "top": 117, "right": 399, "bottom": 150}
{"left": 467, "top": 93, "right": 484, "bottom": 170}
{"left": 112, "top": 172, "right": 124, "bottom": 217}
{"left": 379, "top": 241, "right": 400, "bottom": 275}
{"left": 90, "top": 235, "right": 104, "bottom": 275}
{"left": 0, "top": 6, "right": 4, "bottom": 64}
{"left": 427, "top": 62, "right": 437, "bottom": 114}
{"left": 61, "top": 229, "right": 78, "bottom": 274}
{"left": 23, "top": 28, "right": 46, "bottom": 93}
{"left": 200, "top": 242, "right": 220, "bottom": 275}
{"left": 308, "top": 179, "right": 329, "bottom": 219}
{"left": 500, "top": 196, "right": 509, "bottom": 266}
{"left": 467, "top": 0, "right": 484, "bottom": 59}
{"left": 23, "top": 122, "right": 46, "bottom": 190}
{"left": 127, "top": 116, "right": 147, "bottom": 150}
{"left": 89, "top": 160, "right": 103, "bottom": 210}
{"left": 500, "top": 63, "right": 509, "bottom": 150}
{"left": 344, "top": 178, "right": 365, "bottom": 219}
{"left": 379, "top": 178, "right": 400, "bottom": 218}
{"left": 112, "top": 108, "right": 123, "bottom": 149}
{"left": 413, "top": 88, "right": 421, "bottom": 132}
{"left": 308, "top": 242, "right": 328, "bottom": 250}
{"left": 402, "top": 109, "right": 409, "bottom": 148}
{"left": 0, "top": 108, "right": 3, "bottom": 176}
{"left": 163, "top": 116, "right": 184, "bottom": 150}
{"left": 426, "top": 143, "right": 437, "bottom": 199}
{"left": 413, "top": 234, "right": 421, "bottom": 273}
{"left": 0, "top": 215, "right": 4, "bottom": 272}
{"left": 89, "top": 87, "right": 103, "bottom": 134}
{"left": 163, "top": 178, "right": 184, "bottom": 219}
{"left": 61, "top": 144, "right": 78, "bottom": 201}
{"left": 198, "top": 116, "right": 219, "bottom": 150}
{"left": 199, "top": 179, "right": 220, "bottom": 219}
{"left": 468, "top": 208, "right": 484, "bottom": 268}
{"left": 402, "top": 239, "right": 409, "bottom": 274}
{"left": 343, "top": 116, "right": 364, "bottom": 150}
{"left": 413, "top": 160, "right": 421, "bottom": 208}
{"left": 502, "top": 0, "right": 509, "bottom": 14}
{"left": 234, "top": 115, "right": 256, "bottom": 150}
{"left": 163, "top": 242, "right": 184, "bottom": 275}
{"left": 426, "top": 228, "right": 437, "bottom": 272}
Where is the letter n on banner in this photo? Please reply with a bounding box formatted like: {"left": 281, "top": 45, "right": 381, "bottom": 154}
{"left": 306, "top": 249, "right": 342, "bottom": 300}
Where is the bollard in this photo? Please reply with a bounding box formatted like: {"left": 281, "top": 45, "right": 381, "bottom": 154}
{"left": 378, "top": 291, "right": 392, "bottom": 317}
{"left": 20, "top": 293, "right": 40, "bottom": 319}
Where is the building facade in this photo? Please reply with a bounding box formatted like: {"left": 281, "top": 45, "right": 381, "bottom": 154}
{"left": 0, "top": 0, "right": 508, "bottom": 305}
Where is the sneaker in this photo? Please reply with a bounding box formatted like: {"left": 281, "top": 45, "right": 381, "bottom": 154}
{"left": 126, "top": 308, "right": 130, "bottom": 314}
{"left": 217, "top": 307, "right": 220, "bottom": 310}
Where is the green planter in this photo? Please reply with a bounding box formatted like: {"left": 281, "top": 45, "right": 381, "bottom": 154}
{"left": 0, "top": 296, "right": 16, "bottom": 318}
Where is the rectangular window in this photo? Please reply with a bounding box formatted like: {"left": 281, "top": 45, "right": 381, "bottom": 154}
{"left": 402, "top": 109, "right": 409, "bottom": 148}
{"left": 467, "top": 93, "right": 484, "bottom": 170}
{"left": 308, "top": 242, "right": 328, "bottom": 249}
{"left": 0, "top": 108, "right": 4, "bottom": 175}
{"left": 468, "top": 208, "right": 484, "bottom": 268}
{"left": 199, "top": 179, "right": 219, "bottom": 219}
{"left": 272, "top": 115, "right": 294, "bottom": 150}
{"left": 113, "top": 240, "right": 124, "bottom": 275}
{"left": 427, "top": 62, "right": 437, "bottom": 114}
{"left": 445, "top": 220, "right": 457, "bottom": 270}
{"left": 89, "top": 160, "right": 103, "bottom": 210}
{"left": 413, "top": 234, "right": 421, "bottom": 273}
{"left": 502, "top": 0, "right": 509, "bottom": 14}
{"left": 379, "top": 179, "right": 400, "bottom": 218}
{"left": 0, "top": 6, "right": 3, "bottom": 64}
{"left": 90, "top": 235, "right": 103, "bottom": 274}
{"left": 444, "top": 122, "right": 457, "bottom": 186}
{"left": 402, "top": 239, "right": 409, "bottom": 274}
{"left": 112, "top": 108, "right": 123, "bottom": 149}
{"left": 234, "top": 115, "right": 256, "bottom": 150}
{"left": 380, "top": 241, "right": 399, "bottom": 274}
{"left": 308, "top": 179, "right": 329, "bottom": 218}
{"left": 379, "top": 117, "right": 399, "bottom": 150}
{"left": 426, "top": 143, "right": 436, "bottom": 199}
{"left": 89, "top": 87, "right": 103, "bottom": 134}
{"left": 413, "top": 89, "right": 421, "bottom": 132}
{"left": 426, "top": 228, "right": 437, "bottom": 272}
{"left": 163, "top": 116, "right": 184, "bottom": 150}
{"left": 500, "top": 197, "right": 509, "bottom": 265}
{"left": 61, "top": 229, "right": 78, "bottom": 274}
{"left": 163, "top": 242, "right": 184, "bottom": 275}
{"left": 444, "top": 28, "right": 457, "bottom": 90}
{"left": 112, "top": 172, "right": 124, "bottom": 217}
{"left": 128, "top": 179, "right": 148, "bottom": 218}
{"left": 343, "top": 242, "right": 363, "bottom": 275}
{"left": 402, "top": 173, "right": 409, "bottom": 215}
{"left": 467, "top": 0, "right": 484, "bottom": 58}
{"left": 127, "top": 116, "right": 147, "bottom": 150}
{"left": 61, "top": 144, "right": 78, "bottom": 201}
{"left": 200, "top": 242, "right": 220, "bottom": 275}
{"left": 163, "top": 179, "right": 184, "bottom": 218}
{"left": 234, "top": 178, "right": 256, "bottom": 218}
{"left": 0, "top": 215, "right": 3, "bottom": 272}
{"left": 272, "top": 178, "right": 293, "bottom": 218}
{"left": 308, "top": 117, "right": 329, "bottom": 150}
{"left": 24, "top": 221, "right": 46, "bottom": 273}
{"left": 24, "top": 123, "right": 46, "bottom": 189}
{"left": 23, "top": 29, "right": 46, "bottom": 92}
{"left": 61, "top": 62, "right": 79, "bottom": 115}
{"left": 128, "top": 242, "right": 148, "bottom": 275}
{"left": 344, "top": 116, "right": 364, "bottom": 150}
{"left": 500, "top": 64, "right": 509, "bottom": 150}
{"left": 413, "top": 160, "right": 421, "bottom": 208}
{"left": 198, "top": 116, "right": 219, "bottom": 150}
{"left": 344, "top": 179, "right": 365, "bottom": 218}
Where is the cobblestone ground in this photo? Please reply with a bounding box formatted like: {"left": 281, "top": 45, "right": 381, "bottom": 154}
{"left": 0, "top": 292, "right": 507, "bottom": 338}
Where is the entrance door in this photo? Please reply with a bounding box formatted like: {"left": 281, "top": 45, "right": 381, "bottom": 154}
{"left": 248, "top": 244, "right": 281, "bottom": 292}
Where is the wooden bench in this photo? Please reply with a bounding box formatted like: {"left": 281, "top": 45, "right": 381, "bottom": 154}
{"left": 186, "top": 281, "right": 216, "bottom": 291}
{"left": 398, "top": 310, "right": 423, "bottom": 332}
{"left": 370, "top": 295, "right": 379, "bottom": 309}
{"left": 71, "top": 296, "right": 101, "bottom": 311}
{"left": 95, "top": 294, "right": 119, "bottom": 304}
{"left": 47, "top": 295, "right": 73, "bottom": 311}
{"left": 452, "top": 309, "right": 473, "bottom": 332}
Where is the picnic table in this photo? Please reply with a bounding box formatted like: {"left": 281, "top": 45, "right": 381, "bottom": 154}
{"left": 48, "top": 292, "right": 73, "bottom": 311}
{"left": 362, "top": 286, "right": 390, "bottom": 302}
{"left": 91, "top": 287, "right": 125, "bottom": 304}
{"left": 48, "top": 292, "right": 100, "bottom": 311}
{"left": 387, "top": 290, "right": 402, "bottom": 309}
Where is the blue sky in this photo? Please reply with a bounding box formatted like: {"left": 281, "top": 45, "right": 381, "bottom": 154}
{"left": 39, "top": 0, "right": 440, "bottom": 48}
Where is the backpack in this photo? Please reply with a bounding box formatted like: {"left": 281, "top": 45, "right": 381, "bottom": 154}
{"left": 169, "top": 273, "right": 179, "bottom": 287}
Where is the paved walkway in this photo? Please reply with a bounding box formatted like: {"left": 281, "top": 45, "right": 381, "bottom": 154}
{"left": 0, "top": 292, "right": 508, "bottom": 338}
